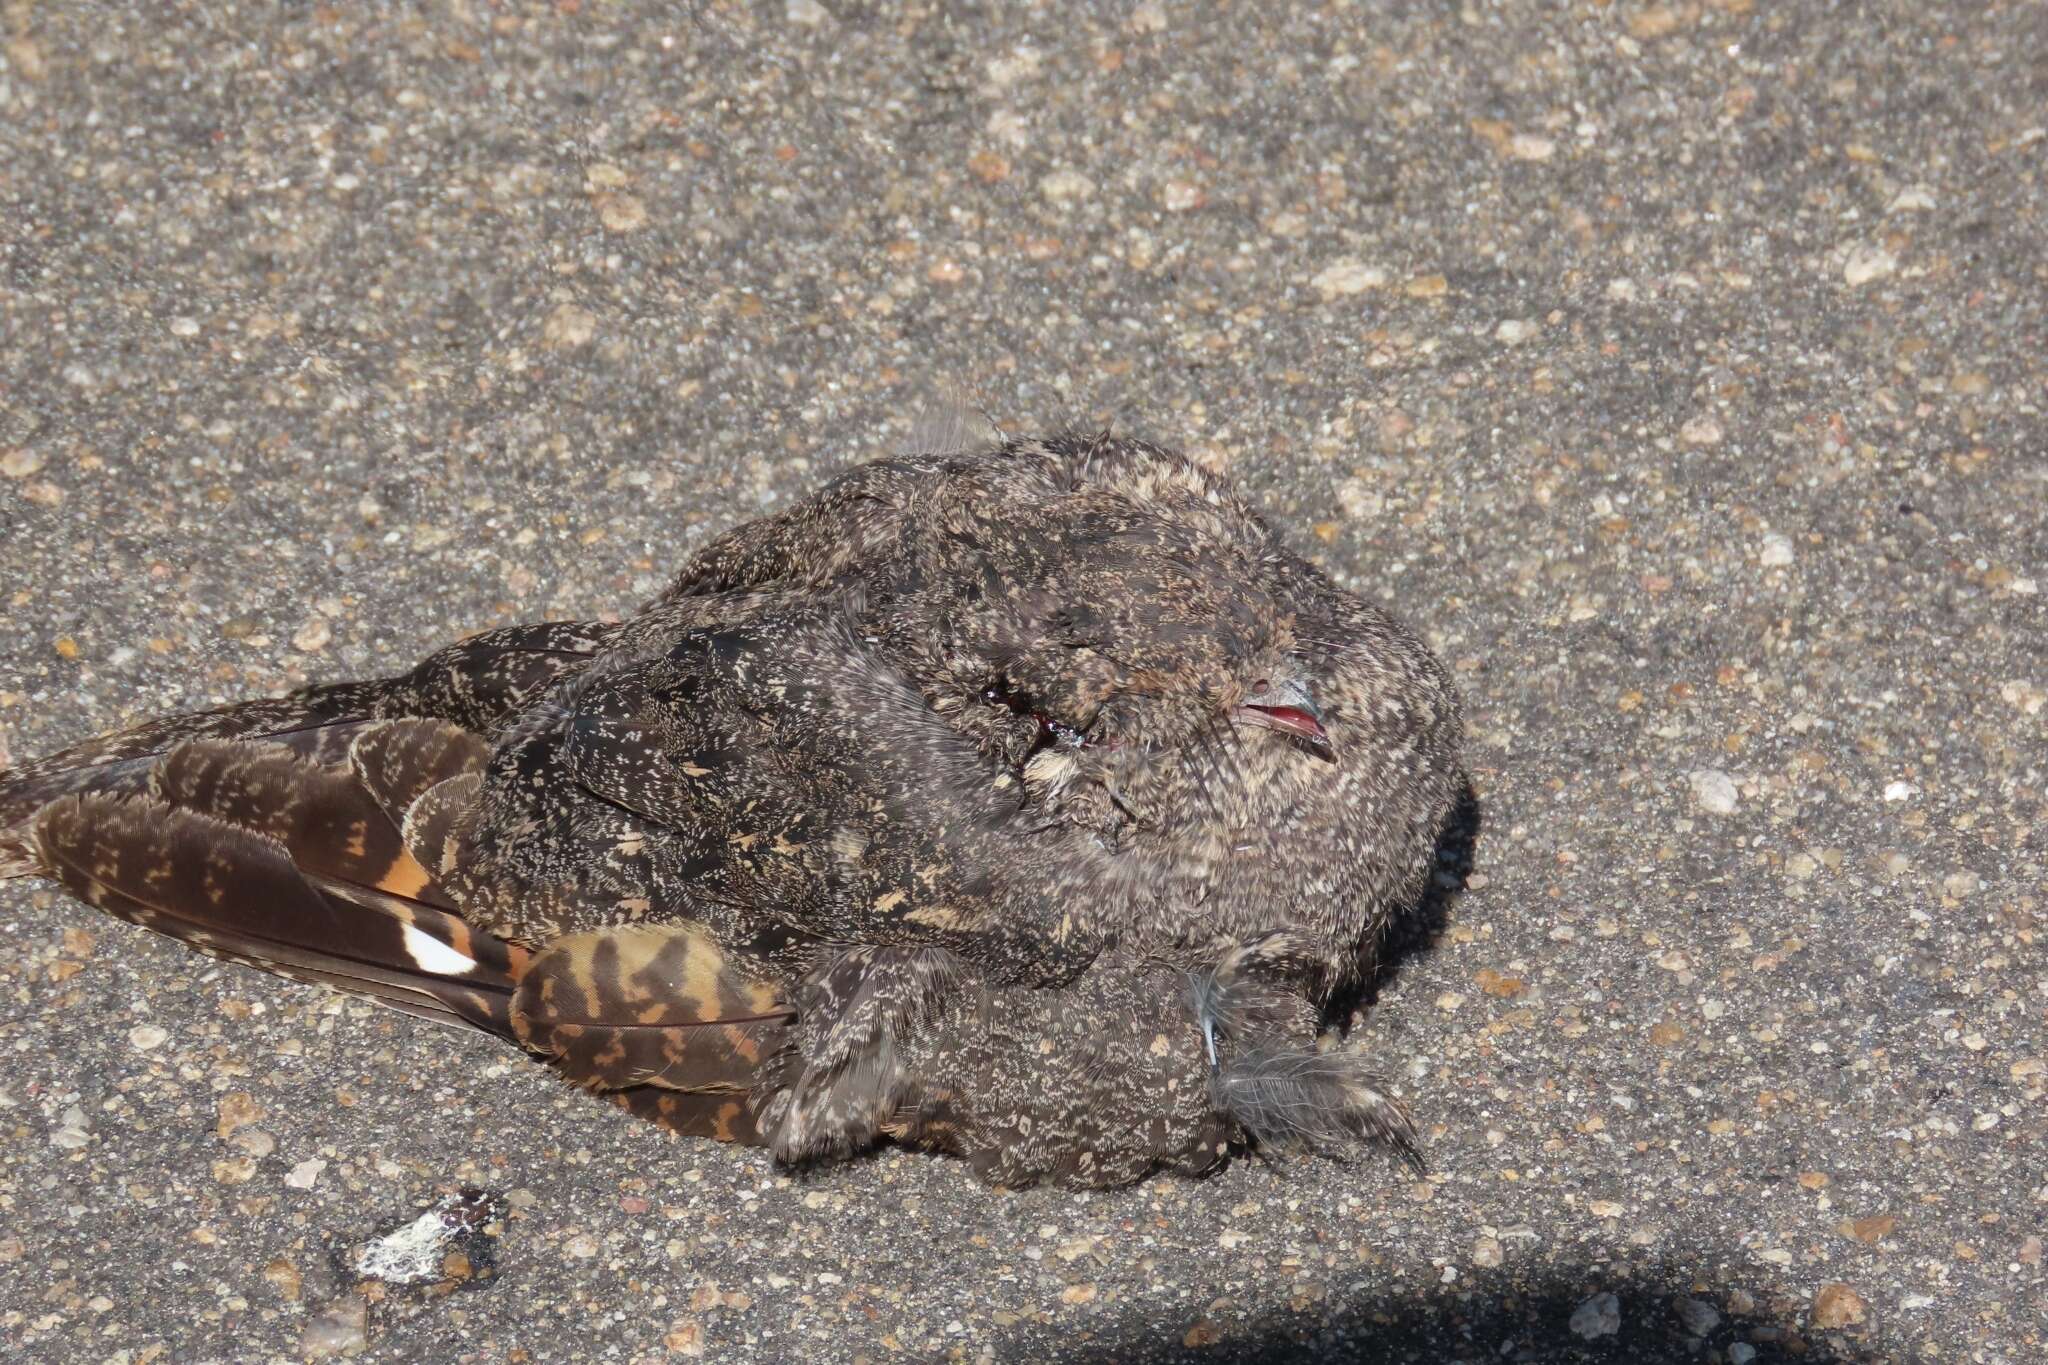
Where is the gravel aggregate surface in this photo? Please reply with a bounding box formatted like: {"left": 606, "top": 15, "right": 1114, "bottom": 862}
{"left": 2, "top": 2, "right": 2043, "bottom": 1362}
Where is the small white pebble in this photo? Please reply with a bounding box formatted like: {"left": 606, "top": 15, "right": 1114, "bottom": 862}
{"left": 1569, "top": 1291, "right": 1621, "bottom": 1340}
{"left": 1882, "top": 781, "right": 1918, "bottom": 803}
{"left": 1680, "top": 415, "right": 1724, "bottom": 447}
{"left": 1336, "top": 478, "right": 1384, "bottom": 520}
{"left": 1675, "top": 1297, "right": 1721, "bottom": 1337}
{"left": 1310, "top": 258, "right": 1387, "bottom": 298}
{"left": 1038, "top": 170, "right": 1095, "bottom": 205}
{"left": 542, "top": 302, "right": 598, "bottom": 350}
{"left": 128, "top": 1024, "right": 169, "bottom": 1051}
{"left": 1759, "top": 533, "right": 1795, "bottom": 567}
{"left": 1688, "top": 769, "right": 1739, "bottom": 815}
{"left": 1999, "top": 681, "right": 2045, "bottom": 715}
{"left": 50, "top": 1105, "right": 92, "bottom": 1150}
{"left": 1843, "top": 243, "right": 1896, "bottom": 286}
{"left": 300, "top": 1296, "right": 367, "bottom": 1359}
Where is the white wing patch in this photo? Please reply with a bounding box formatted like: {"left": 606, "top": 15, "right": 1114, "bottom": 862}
{"left": 401, "top": 923, "right": 477, "bottom": 977}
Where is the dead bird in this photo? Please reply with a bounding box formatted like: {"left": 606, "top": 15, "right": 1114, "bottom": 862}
{"left": 1, "top": 432, "right": 1462, "bottom": 1187}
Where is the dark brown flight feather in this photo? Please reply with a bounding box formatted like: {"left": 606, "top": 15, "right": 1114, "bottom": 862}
{"left": 2, "top": 432, "right": 1462, "bottom": 1186}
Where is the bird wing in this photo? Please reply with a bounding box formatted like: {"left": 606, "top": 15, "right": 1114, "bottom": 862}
{"left": 544, "top": 600, "right": 1111, "bottom": 982}
{"left": 2, "top": 629, "right": 791, "bottom": 1145}
{"left": 0, "top": 620, "right": 611, "bottom": 845}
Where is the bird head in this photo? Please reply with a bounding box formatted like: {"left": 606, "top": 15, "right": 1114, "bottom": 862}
{"left": 936, "top": 517, "right": 1362, "bottom": 846}
{"left": 862, "top": 432, "right": 1460, "bottom": 962}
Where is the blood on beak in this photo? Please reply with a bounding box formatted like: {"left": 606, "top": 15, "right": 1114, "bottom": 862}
{"left": 1236, "top": 678, "right": 1335, "bottom": 761}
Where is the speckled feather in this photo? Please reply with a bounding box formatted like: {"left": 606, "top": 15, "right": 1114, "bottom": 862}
{"left": 0, "top": 434, "right": 1461, "bottom": 1186}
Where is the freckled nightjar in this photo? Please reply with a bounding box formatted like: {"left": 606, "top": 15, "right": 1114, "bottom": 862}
{"left": 1, "top": 431, "right": 1463, "bottom": 1187}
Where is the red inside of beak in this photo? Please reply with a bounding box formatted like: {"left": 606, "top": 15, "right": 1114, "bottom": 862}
{"left": 1245, "top": 704, "right": 1329, "bottom": 745}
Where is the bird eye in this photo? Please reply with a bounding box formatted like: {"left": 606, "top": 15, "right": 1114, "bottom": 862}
{"left": 1253, "top": 678, "right": 1271, "bottom": 693}
{"left": 982, "top": 677, "right": 1032, "bottom": 716}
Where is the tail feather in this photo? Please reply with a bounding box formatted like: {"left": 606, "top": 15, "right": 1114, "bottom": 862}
{"left": 0, "top": 824, "right": 37, "bottom": 880}
{"left": 611, "top": 1087, "right": 765, "bottom": 1144}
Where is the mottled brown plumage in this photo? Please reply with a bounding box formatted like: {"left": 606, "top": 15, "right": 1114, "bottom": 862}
{"left": 1, "top": 433, "right": 1462, "bottom": 1186}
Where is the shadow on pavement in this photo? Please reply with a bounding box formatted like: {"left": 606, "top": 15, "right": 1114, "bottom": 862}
{"left": 1028, "top": 1258, "right": 1882, "bottom": 1363}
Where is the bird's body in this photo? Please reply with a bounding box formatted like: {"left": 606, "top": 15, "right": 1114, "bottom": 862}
{"left": 1, "top": 433, "right": 1462, "bottom": 1186}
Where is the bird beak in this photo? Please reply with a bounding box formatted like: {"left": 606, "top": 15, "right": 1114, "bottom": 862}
{"left": 1235, "top": 678, "right": 1335, "bottom": 761}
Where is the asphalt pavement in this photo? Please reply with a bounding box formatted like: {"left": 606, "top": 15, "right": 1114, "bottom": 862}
{"left": 1, "top": 3, "right": 2042, "bottom": 1362}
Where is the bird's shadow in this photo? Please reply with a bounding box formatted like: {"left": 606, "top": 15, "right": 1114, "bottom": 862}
{"left": 1327, "top": 773, "right": 1483, "bottom": 1032}
{"left": 1015, "top": 1257, "right": 1878, "bottom": 1364}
